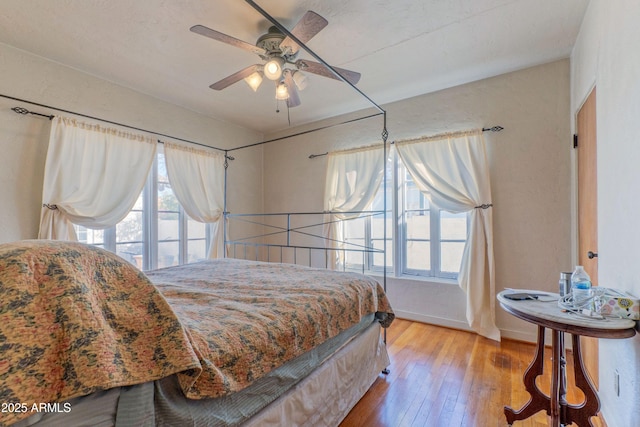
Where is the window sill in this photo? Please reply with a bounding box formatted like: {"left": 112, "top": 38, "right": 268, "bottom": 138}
{"left": 366, "top": 271, "right": 458, "bottom": 285}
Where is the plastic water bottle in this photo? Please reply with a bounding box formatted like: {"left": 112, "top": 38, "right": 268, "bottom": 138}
{"left": 571, "top": 265, "right": 592, "bottom": 309}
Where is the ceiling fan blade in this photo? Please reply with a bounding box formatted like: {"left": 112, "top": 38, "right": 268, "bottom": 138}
{"left": 295, "top": 60, "right": 361, "bottom": 85}
{"left": 209, "top": 64, "right": 261, "bottom": 90}
{"left": 279, "top": 11, "right": 328, "bottom": 55}
{"left": 190, "top": 25, "right": 266, "bottom": 56}
{"left": 284, "top": 70, "right": 301, "bottom": 108}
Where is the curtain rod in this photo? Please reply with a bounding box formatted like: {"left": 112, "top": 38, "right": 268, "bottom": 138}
{"left": 393, "top": 126, "right": 504, "bottom": 145}
{"left": 4, "top": 92, "right": 379, "bottom": 158}
{"left": 308, "top": 125, "right": 504, "bottom": 159}
{"left": 2, "top": 93, "right": 226, "bottom": 153}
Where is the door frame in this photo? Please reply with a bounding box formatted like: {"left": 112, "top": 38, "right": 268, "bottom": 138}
{"left": 574, "top": 85, "right": 598, "bottom": 388}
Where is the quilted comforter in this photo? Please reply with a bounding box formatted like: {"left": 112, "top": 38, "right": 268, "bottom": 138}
{"left": 147, "top": 258, "right": 394, "bottom": 400}
{"left": 0, "top": 240, "right": 394, "bottom": 426}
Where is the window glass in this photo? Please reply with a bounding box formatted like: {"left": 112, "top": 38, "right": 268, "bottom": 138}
{"left": 441, "top": 242, "right": 465, "bottom": 274}
{"left": 116, "top": 209, "right": 143, "bottom": 244}
{"left": 344, "top": 216, "right": 366, "bottom": 243}
{"left": 406, "top": 241, "right": 431, "bottom": 271}
{"left": 187, "top": 239, "right": 207, "bottom": 263}
{"left": 373, "top": 238, "right": 393, "bottom": 269}
{"left": 440, "top": 211, "right": 467, "bottom": 240}
{"left": 440, "top": 210, "right": 467, "bottom": 276}
{"left": 404, "top": 179, "right": 424, "bottom": 210}
{"left": 115, "top": 206, "right": 143, "bottom": 266}
{"left": 343, "top": 216, "right": 366, "bottom": 269}
{"left": 403, "top": 172, "right": 430, "bottom": 273}
{"left": 158, "top": 241, "right": 179, "bottom": 268}
{"left": 370, "top": 157, "right": 393, "bottom": 271}
{"left": 117, "top": 242, "right": 143, "bottom": 269}
{"left": 156, "top": 152, "right": 182, "bottom": 267}
{"left": 188, "top": 218, "right": 206, "bottom": 238}
{"left": 75, "top": 226, "right": 105, "bottom": 248}
{"left": 187, "top": 217, "right": 207, "bottom": 263}
{"left": 406, "top": 211, "right": 429, "bottom": 239}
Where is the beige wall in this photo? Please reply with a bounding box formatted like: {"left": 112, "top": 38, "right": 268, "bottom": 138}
{"left": 571, "top": 1, "right": 640, "bottom": 425}
{"left": 0, "top": 42, "right": 263, "bottom": 244}
{"left": 262, "top": 59, "right": 573, "bottom": 341}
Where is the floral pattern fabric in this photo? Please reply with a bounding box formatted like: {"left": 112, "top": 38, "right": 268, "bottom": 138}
{"left": 0, "top": 241, "right": 394, "bottom": 426}
{"left": 147, "top": 258, "right": 394, "bottom": 399}
{"left": 0, "top": 240, "right": 200, "bottom": 427}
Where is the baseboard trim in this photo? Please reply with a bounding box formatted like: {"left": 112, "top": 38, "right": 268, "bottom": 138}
{"left": 394, "top": 310, "right": 539, "bottom": 344}
{"left": 394, "top": 310, "right": 472, "bottom": 333}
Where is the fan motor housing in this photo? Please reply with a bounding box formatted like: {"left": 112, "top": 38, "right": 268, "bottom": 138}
{"left": 256, "top": 26, "right": 297, "bottom": 61}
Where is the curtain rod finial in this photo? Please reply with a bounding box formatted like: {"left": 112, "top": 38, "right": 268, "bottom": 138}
{"left": 11, "top": 106, "right": 54, "bottom": 120}
{"left": 11, "top": 107, "right": 29, "bottom": 115}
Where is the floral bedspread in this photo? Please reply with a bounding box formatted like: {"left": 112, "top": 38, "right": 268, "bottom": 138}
{"left": 0, "top": 241, "right": 394, "bottom": 426}
{"left": 0, "top": 240, "right": 200, "bottom": 426}
{"left": 147, "top": 258, "right": 394, "bottom": 400}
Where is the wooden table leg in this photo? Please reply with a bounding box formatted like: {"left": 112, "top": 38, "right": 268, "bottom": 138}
{"left": 550, "top": 330, "right": 562, "bottom": 426}
{"left": 564, "top": 334, "right": 600, "bottom": 427}
{"left": 559, "top": 332, "right": 568, "bottom": 422}
{"left": 504, "top": 325, "right": 551, "bottom": 425}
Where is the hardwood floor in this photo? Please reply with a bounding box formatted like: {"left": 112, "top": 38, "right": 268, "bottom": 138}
{"left": 340, "top": 319, "right": 608, "bottom": 427}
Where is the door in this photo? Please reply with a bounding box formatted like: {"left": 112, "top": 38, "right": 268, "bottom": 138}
{"left": 577, "top": 87, "right": 598, "bottom": 387}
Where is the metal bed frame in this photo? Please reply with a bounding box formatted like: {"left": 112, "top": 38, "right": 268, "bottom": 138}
{"left": 224, "top": 210, "right": 386, "bottom": 273}
{"left": 219, "top": 5, "right": 390, "bottom": 353}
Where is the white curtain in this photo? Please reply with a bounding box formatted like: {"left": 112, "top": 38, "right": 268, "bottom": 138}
{"left": 396, "top": 130, "right": 500, "bottom": 341}
{"left": 38, "top": 117, "right": 157, "bottom": 241}
{"left": 164, "top": 141, "right": 225, "bottom": 259}
{"left": 323, "top": 145, "right": 386, "bottom": 267}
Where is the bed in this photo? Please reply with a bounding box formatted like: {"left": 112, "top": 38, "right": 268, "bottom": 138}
{"left": 0, "top": 240, "right": 394, "bottom": 427}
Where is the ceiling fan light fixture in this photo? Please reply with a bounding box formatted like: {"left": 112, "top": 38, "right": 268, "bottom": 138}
{"left": 264, "top": 57, "right": 285, "bottom": 80}
{"left": 292, "top": 70, "right": 308, "bottom": 91}
{"left": 275, "top": 81, "right": 289, "bottom": 100}
{"left": 244, "top": 70, "right": 263, "bottom": 92}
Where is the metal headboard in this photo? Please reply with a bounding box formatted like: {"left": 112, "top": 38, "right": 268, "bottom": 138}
{"left": 224, "top": 210, "right": 385, "bottom": 273}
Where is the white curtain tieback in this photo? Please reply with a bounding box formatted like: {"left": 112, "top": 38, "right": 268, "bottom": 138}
{"left": 475, "top": 204, "right": 493, "bottom": 209}
{"left": 43, "top": 204, "right": 58, "bottom": 210}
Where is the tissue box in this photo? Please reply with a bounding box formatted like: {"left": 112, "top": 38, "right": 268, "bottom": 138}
{"left": 599, "top": 290, "right": 640, "bottom": 320}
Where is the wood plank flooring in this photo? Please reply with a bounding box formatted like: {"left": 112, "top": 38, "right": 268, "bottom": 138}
{"left": 340, "top": 319, "right": 608, "bottom": 427}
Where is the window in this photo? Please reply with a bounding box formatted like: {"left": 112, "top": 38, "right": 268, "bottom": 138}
{"left": 342, "top": 156, "right": 392, "bottom": 272}
{"left": 75, "top": 146, "right": 211, "bottom": 270}
{"left": 343, "top": 148, "right": 468, "bottom": 280}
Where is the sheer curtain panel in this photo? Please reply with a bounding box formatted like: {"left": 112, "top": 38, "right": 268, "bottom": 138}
{"left": 323, "top": 145, "right": 385, "bottom": 267}
{"left": 164, "top": 142, "right": 225, "bottom": 259}
{"left": 396, "top": 130, "right": 500, "bottom": 341}
{"left": 38, "top": 117, "right": 156, "bottom": 241}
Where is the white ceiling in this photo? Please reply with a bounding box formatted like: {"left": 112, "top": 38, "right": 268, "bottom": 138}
{"left": 0, "top": 0, "right": 589, "bottom": 134}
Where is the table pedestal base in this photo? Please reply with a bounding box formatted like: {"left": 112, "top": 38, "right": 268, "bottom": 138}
{"left": 504, "top": 325, "right": 600, "bottom": 427}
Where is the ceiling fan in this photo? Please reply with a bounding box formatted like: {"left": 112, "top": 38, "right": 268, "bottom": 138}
{"left": 190, "top": 10, "right": 361, "bottom": 108}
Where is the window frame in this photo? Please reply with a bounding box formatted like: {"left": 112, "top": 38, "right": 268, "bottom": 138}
{"left": 346, "top": 148, "right": 468, "bottom": 282}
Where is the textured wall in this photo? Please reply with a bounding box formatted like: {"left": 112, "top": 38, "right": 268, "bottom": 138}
{"left": 263, "top": 59, "right": 572, "bottom": 342}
